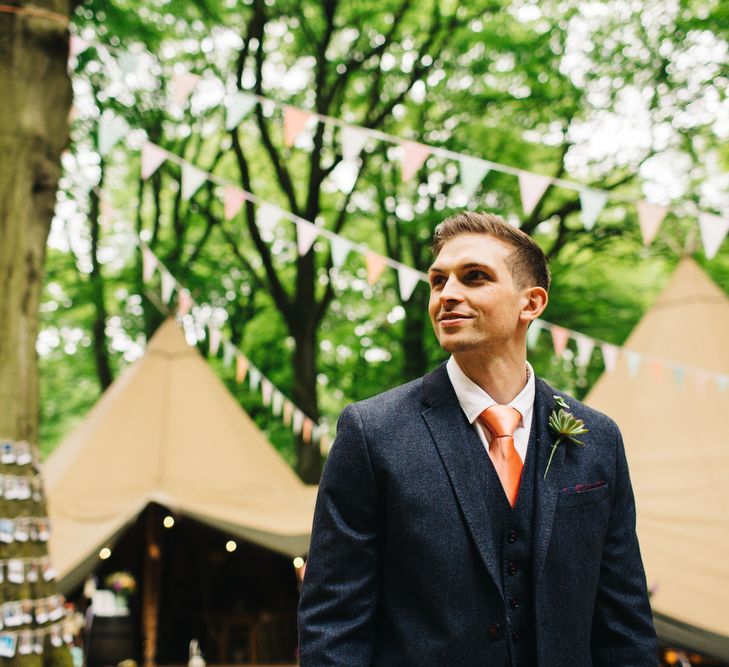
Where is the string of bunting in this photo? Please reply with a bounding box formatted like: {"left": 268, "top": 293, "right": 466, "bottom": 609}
{"left": 69, "top": 32, "right": 729, "bottom": 260}
{"left": 137, "top": 144, "right": 729, "bottom": 393}
{"left": 140, "top": 242, "right": 330, "bottom": 448}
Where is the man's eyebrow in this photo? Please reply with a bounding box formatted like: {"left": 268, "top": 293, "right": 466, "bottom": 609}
{"left": 428, "top": 261, "right": 496, "bottom": 274}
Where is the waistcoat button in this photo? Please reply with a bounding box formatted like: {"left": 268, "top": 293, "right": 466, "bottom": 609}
{"left": 488, "top": 623, "right": 502, "bottom": 639}
{"left": 509, "top": 596, "right": 519, "bottom": 609}
{"left": 508, "top": 561, "right": 519, "bottom": 575}
{"left": 507, "top": 529, "right": 519, "bottom": 543}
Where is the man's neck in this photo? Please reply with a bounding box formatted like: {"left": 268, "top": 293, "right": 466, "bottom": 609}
{"left": 452, "top": 350, "right": 529, "bottom": 404}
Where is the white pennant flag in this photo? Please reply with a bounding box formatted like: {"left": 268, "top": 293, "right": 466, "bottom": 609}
{"left": 226, "top": 91, "right": 258, "bottom": 130}
{"left": 329, "top": 159, "right": 359, "bottom": 193}
{"left": 261, "top": 378, "right": 273, "bottom": 406}
{"left": 574, "top": 334, "right": 596, "bottom": 367}
{"left": 459, "top": 156, "right": 490, "bottom": 199}
{"left": 637, "top": 201, "right": 668, "bottom": 245}
{"left": 579, "top": 188, "right": 608, "bottom": 230}
{"left": 626, "top": 350, "right": 642, "bottom": 378}
{"left": 272, "top": 391, "right": 283, "bottom": 416}
{"left": 698, "top": 212, "right": 729, "bottom": 260}
{"left": 297, "top": 221, "right": 319, "bottom": 256}
{"left": 518, "top": 172, "right": 552, "bottom": 216}
{"left": 223, "top": 340, "right": 234, "bottom": 367}
{"left": 255, "top": 203, "right": 282, "bottom": 237}
{"left": 98, "top": 112, "right": 128, "bottom": 156}
{"left": 600, "top": 343, "right": 619, "bottom": 373}
{"left": 142, "top": 246, "right": 157, "bottom": 282}
{"left": 208, "top": 326, "right": 221, "bottom": 356}
{"left": 181, "top": 163, "right": 207, "bottom": 201}
{"left": 526, "top": 319, "right": 543, "bottom": 350}
{"left": 330, "top": 236, "right": 351, "bottom": 268}
{"left": 141, "top": 142, "right": 167, "bottom": 179}
{"left": 161, "top": 271, "right": 176, "bottom": 303}
{"left": 292, "top": 409, "right": 304, "bottom": 435}
{"left": 398, "top": 266, "right": 421, "bottom": 302}
{"left": 248, "top": 366, "right": 261, "bottom": 391}
{"left": 341, "top": 126, "right": 368, "bottom": 160}
{"left": 172, "top": 72, "right": 200, "bottom": 107}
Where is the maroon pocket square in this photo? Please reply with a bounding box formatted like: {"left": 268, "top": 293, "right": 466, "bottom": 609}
{"left": 560, "top": 480, "right": 606, "bottom": 494}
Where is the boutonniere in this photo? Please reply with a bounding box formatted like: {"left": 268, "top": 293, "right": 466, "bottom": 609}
{"left": 544, "top": 395, "right": 589, "bottom": 480}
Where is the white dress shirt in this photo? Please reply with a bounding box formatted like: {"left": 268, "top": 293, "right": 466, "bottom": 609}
{"left": 446, "top": 356, "right": 536, "bottom": 464}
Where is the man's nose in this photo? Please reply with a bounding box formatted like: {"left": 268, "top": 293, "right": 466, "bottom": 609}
{"left": 439, "top": 275, "right": 463, "bottom": 303}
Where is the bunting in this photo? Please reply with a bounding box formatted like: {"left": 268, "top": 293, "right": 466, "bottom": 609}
{"left": 459, "top": 156, "right": 491, "bottom": 199}
{"left": 181, "top": 163, "right": 207, "bottom": 201}
{"left": 637, "top": 201, "right": 668, "bottom": 245}
{"left": 141, "top": 141, "right": 167, "bottom": 179}
{"left": 365, "top": 253, "right": 388, "bottom": 285}
{"left": 698, "top": 212, "right": 729, "bottom": 260}
{"left": 579, "top": 188, "right": 608, "bottom": 230}
{"left": 98, "top": 112, "right": 128, "bottom": 156}
{"left": 296, "top": 221, "right": 319, "bottom": 256}
{"left": 172, "top": 72, "right": 200, "bottom": 107}
{"left": 340, "top": 126, "right": 368, "bottom": 160}
{"left": 397, "top": 266, "right": 421, "bottom": 302}
{"left": 224, "top": 185, "right": 247, "bottom": 221}
{"left": 330, "top": 236, "right": 352, "bottom": 269}
{"left": 550, "top": 325, "right": 569, "bottom": 358}
{"left": 400, "top": 141, "right": 431, "bottom": 182}
{"left": 283, "top": 106, "right": 313, "bottom": 147}
{"left": 226, "top": 91, "right": 257, "bottom": 130}
{"left": 518, "top": 172, "right": 552, "bottom": 216}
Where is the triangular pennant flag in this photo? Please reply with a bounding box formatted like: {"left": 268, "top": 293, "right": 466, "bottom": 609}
{"left": 649, "top": 360, "right": 664, "bottom": 382}
{"left": 284, "top": 106, "right": 313, "bottom": 147}
{"left": 181, "top": 163, "right": 207, "bottom": 201}
{"left": 459, "top": 156, "right": 490, "bottom": 199}
{"left": 574, "top": 333, "right": 596, "bottom": 367}
{"left": 695, "top": 371, "right": 708, "bottom": 392}
{"left": 672, "top": 366, "right": 684, "bottom": 388}
{"left": 256, "top": 203, "right": 282, "bottom": 236}
{"left": 397, "top": 266, "right": 421, "bottom": 301}
{"left": 365, "top": 252, "right": 388, "bottom": 285}
{"left": 226, "top": 91, "right": 257, "bottom": 130}
{"left": 330, "top": 236, "right": 351, "bottom": 268}
{"left": 297, "top": 221, "right": 319, "bottom": 256}
{"left": 98, "top": 112, "right": 128, "bottom": 156}
{"left": 177, "top": 289, "right": 192, "bottom": 316}
{"left": 636, "top": 201, "right": 668, "bottom": 245}
{"left": 550, "top": 325, "right": 569, "bottom": 358}
{"left": 272, "top": 391, "right": 283, "bottom": 416}
{"left": 142, "top": 246, "right": 158, "bottom": 283}
{"left": 141, "top": 142, "right": 167, "bottom": 179}
{"left": 626, "top": 350, "right": 642, "bottom": 377}
{"left": 716, "top": 376, "right": 729, "bottom": 393}
{"left": 341, "top": 126, "right": 368, "bottom": 160}
{"left": 302, "top": 418, "right": 313, "bottom": 444}
{"left": 518, "top": 172, "right": 552, "bottom": 216}
{"left": 526, "top": 319, "right": 543, "bottom": 350}
{"left": 224, "top": 185, "right": 247, "bottom": 220}
{"left": 292, "top": 409, "right": 304, "bottom": 435}
{"left": 69, "top": 35, "right": 90, "bottom": 59}
{"left": 223, "top": 340, "right": 234, "bottom": 368}
{"left": 117, "top": 51, "right": 140, "bottom": 76}
{"left": 329, "top": 159, "right": 359, "bottom": 193}
{"left": 261, "top": 378, "right": 273, "bottom": 406}
{"left": 248, "top": 366, "right": 261, "bottom": 391}
{"left": 283, "top": 401, "right": 293, "bottom": 426}
{"left": 172, "top": 72, "right": 200, "bottom": 107}
{"left": 208, "top": 326, "right": 221, "bottom": 356}
{"left": 400, "top": 141, "right": 431, "bottom": 182}
{"left": 698, "top": 212, "right": 729, "bottom": 260}
{"left": 161, "top": 271, "right": 176, "bottom": 304}
{"left": 600, "top": 343, "right": 619, "bottom": 373}
{"left": 579, "top": 188, "right": 608, "bottom": 230}
{"left": 235, "top": 355, "right": 249, "bottom": 384}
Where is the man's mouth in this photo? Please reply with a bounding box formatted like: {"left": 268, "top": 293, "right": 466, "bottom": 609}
{"left": 438, "top": 313, "right": 473, "bottom": 327}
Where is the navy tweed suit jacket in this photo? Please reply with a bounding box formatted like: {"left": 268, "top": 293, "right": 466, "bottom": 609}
{"left": 298, "top": 363, "right": 658, "bottom": 665}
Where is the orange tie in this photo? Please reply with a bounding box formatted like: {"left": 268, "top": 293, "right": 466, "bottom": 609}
{"left": 479, "top": 405, "right": 523, "bottom": 507}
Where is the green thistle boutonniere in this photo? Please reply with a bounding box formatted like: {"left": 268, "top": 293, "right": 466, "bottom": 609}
{"left": 544, "top": 395, "right": 589, "bottom": 480}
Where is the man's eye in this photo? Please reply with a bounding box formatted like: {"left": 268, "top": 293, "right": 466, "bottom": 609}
{"left": 430, "top": 276, "right": 444, "bottom": 288}
{"left": 466, "top": 271, "right": 488, "bottom": 281}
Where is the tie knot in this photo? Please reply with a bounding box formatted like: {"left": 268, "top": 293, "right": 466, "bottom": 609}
{"left": 479, "top": 404, "right": 521, "bottom": 439}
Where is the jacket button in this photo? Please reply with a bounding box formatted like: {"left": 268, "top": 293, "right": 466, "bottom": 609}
{"left": 509, "top": 596, "right": 519, "bottom": 609}
{"left": 508, "top": 562, "right": 519, "bottom": 575}
{"left": 507, "top": 529, "right": 518, "bottom": 543}
{"left": 512, "top": 631, "right": 520, "bottom": 643}
{"left": 488, "top": 623, "right": 502, "bottom": 639}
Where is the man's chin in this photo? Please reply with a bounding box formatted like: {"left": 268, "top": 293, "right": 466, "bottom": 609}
{"left": 438, "top": 336, "right": 481, "bottom": 354}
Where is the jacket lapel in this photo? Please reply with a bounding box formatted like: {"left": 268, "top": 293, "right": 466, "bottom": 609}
{"left": 532, "top": 378, "right": 566, "bottom": 579}
{"left": 420, "top": 364, "right": 504, "bottom": 599}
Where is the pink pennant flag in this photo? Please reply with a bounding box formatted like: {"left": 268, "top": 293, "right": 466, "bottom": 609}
{"left": 636, "top": 201, "right": 668, "bottom": 245}
{"left": 649, "top": 360, "right": 663, "bottom": 382}
{"left": 366, "top": 253, "right": 388, "bottom": 285}
{"left": 141, "top": 142, "right": 167, "bottom": 179}
{"left": 518, "top": 172, "right": 552, "bottom": 216}
{"left": 261, "top": 378, "right": 273, "bottom": 406}
{"left": 142, "top": 246, "right": 158, "bottom": 283}
{"left": 208, "top": 326, "right": 221, "bottom": 356}
{"left": 297, "top": 221, "right": 319, "bottom": 256}
{"left": 600, "top": 343, "right": 619, "bottom": 373}
{"left": 302, "top": 418, "right": 314, "bottom": 444}
{"left": 284, "top": 106, "right": 313, "bottom": 147}
{"left": 550, "top": 326, "right": 569, "bottom": 358}
{"left": 695, "top": 371, "right": 708, "bottom": 392}
{"left": 235, "top": 355, "right": 249, "bottom": 384}
{"left": 574, "top": 334, "right": 595, "bottom": 367}
{"left": 401, "top": 141, "right": 431, "bottom": 182}
{"left": 283, "top": 401, "right": 293, "bottom": 426}
{"left": 224, "top": 185, "right": 247, "bottom": 221}
{"left": 177, "top": 290, "right": 192, "bottom": 316}
{"left": 161, "top": 271, "right": 176, "bottom": 303}
{"left": 172, "top": 72, "right": 200, "bottom": 107}
{"left": 698, "top": 212, "right": 729, "bottom": 260}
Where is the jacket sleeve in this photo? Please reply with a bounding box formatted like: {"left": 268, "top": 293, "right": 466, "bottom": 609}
{"left": 591, "top": 420, "right": 658, "bottom": 665}
{"left": 298, "top": 403, "right": 381, "bottom": 666}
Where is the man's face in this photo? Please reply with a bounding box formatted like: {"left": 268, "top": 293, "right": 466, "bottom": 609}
{"left": 428, "top": 233, "right": 528, "bottom": 354}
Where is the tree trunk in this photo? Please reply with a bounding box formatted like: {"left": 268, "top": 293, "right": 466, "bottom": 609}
{"left": 0, "top": 1, "right": 74, "bottom": 442}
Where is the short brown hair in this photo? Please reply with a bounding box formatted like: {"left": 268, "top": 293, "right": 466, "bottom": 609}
{"left": 431, "top": 211, "right": 551, "bottom": 291}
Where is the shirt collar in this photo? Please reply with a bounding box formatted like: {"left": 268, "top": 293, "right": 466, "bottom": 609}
{"left": 446, "top": 356, "right": 535, "bottom": 425}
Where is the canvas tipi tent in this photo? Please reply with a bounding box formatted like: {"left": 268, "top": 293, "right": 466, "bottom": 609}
{"left": 585, "top": 257, "right": 729, "bottom": 659}
{"left": 44, "top": 318, "right": 318, "bottom": 595}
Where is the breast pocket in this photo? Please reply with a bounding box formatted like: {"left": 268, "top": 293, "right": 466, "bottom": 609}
{"left": 557, "top": 483, "right": 610, "bottom": 509}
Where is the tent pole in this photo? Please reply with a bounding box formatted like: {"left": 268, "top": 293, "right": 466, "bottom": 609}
{"left": 143, "top": 504, "right": 162, "bottom": 667}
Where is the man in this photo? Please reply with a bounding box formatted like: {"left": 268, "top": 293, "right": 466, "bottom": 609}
{"left": 298, "top": 212, "right": 657, "bottom": 666}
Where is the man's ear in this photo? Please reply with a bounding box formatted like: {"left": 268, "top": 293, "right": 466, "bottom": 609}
{"left": 520, "top": 286, "right": 548, "bottom": 323}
